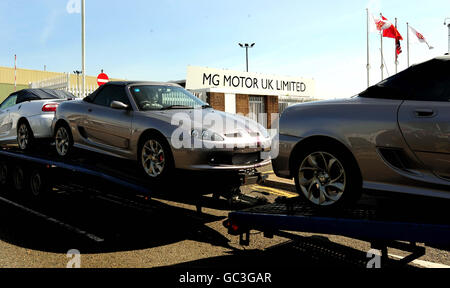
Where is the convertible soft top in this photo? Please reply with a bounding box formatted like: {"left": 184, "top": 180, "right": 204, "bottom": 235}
{"left": 10, "top": 89, "right": 74, "bottom": 104}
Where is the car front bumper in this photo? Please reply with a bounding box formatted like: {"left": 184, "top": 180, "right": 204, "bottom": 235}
{"left": 172, "top": 145, "right": 272, "bottom": 171}
{"left": 271, "top": 134, "right": 302, "bottom": 179}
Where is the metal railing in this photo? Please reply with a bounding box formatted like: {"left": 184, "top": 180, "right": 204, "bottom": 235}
{"left": 29, "top": 73, "right": 95, "bottom": 98}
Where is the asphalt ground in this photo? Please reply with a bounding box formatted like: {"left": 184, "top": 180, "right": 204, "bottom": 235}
{"left": 0, "top": 166, "right": 449, "bottom": 269}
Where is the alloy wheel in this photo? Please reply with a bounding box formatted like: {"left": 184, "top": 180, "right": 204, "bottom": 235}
{"left": 298, "top": 151, "right": 346, "bottom": 206}
{"left": 18, "top": 123, "right": 29, "bottom": 150}
{"left": 55, "top": 126, "right": 70, "bottom": 156}
{"left": 141, "top": 140, "right": 166, "bottom": 178}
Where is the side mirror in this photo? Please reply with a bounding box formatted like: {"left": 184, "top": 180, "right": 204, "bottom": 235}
{"left": 110, "top": 101, "right": 129, "bottom": 110}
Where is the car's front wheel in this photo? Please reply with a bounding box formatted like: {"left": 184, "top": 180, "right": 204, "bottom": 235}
{"left": 138, "top": 134, "right": 174, "bottom": 181}
{"left": 55, "top": 123, "right": 73, "bottom": 158}
{"left": 293, "top": 145, "right": 361, "bottom": 208}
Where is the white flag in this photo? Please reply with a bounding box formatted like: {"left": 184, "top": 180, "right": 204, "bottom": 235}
{"left": 368, "top": 10, "right": 392, "bottom": 33}
{"left": 368, "top": 10, "right": 381, "bottom": 33}
{"left": 408, "top": 25, "right": 433, "bottom": 49}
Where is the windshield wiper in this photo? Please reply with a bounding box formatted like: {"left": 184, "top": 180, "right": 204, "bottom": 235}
{"left": 201, "top": 104, "right": 212, "bottom": 109}
{"left": 161, "top": 105, "right": 193, "bottom": 110}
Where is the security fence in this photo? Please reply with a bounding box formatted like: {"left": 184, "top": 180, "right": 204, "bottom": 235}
{"left": 29, "top": 73, "right": 96, "bottom": 98}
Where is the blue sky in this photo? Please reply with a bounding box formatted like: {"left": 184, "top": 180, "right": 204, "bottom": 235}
{"left": 0, "top": 0, "right": 448, "bottom": 98}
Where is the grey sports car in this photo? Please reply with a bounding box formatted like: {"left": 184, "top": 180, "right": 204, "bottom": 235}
{"left": 272, "top": 56, "right": 450, "bottom": 208}
{"left": 53, "top": 82, "right": 271, "bottom": 180}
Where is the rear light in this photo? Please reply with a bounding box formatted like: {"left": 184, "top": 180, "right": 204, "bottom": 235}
{"left": 42, "top": 103, "right": 59, "bottom": 112}
{"left": 223, "top": 219, "right": 242, "bottom": 235}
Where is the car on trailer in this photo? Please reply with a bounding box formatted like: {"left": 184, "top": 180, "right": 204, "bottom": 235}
{"left": 0, "top": 89, "right": 74, "bottom": 151}
{"left": 272, "top": 56, "right": 450, "bottom": 208}
{"left": 52, "top": 81, "right": 272, "bottom": 181}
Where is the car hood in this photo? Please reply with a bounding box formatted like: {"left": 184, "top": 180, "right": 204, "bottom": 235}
{"left": 144, "top": 108, "right": 268, "bottom": 137}
{"left": 294, "top": 97, "right": 356, "bottom": 106}
{"left": 283, "top": 97, "right": 359, "bottom": 112}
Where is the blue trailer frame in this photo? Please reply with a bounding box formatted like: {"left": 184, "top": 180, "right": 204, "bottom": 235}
{"left": 226, "top": 198, "right": 450, "bottom": 266}
{"left": 0, "top": 147, "right": 265, "bottom": 211}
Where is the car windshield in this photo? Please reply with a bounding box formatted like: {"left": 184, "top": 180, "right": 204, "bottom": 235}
{"left": 130, "top": 85, "right": 207, "bottom": 111}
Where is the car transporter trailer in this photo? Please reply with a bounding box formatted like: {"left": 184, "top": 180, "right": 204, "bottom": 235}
{"left": 1, "top": 147, "right": 450, "bottom": 267}
{"left": 225, "top": 194, "right": 450, "bottom": 267}
{"left": 0, "top": 147, "right": 266, "bottom": 212}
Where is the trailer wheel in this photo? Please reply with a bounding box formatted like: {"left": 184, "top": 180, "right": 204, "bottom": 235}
{"left": 0, "top": 162, "right": 8, "bottom": 187}
{"left": 29, "top": 169, "right": 49, "bottom": 199}
{"left": 12, "top": 165, "right": 26, "bottom": 192}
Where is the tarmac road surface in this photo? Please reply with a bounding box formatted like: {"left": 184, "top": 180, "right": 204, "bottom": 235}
{"left": 0, "top": 175, "right": 449, "bottom": 269}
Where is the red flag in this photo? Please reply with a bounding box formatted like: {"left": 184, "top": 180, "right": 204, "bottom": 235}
{"left": 380, "top": 15, "right": 403, "bottom": 40}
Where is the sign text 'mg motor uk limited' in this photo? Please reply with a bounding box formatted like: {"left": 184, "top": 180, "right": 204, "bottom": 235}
{"left": 186, "top": 66, "right": 315, "bottom": 97}
{"left": 203, "top": 73, "right": 306, "bottom": 93}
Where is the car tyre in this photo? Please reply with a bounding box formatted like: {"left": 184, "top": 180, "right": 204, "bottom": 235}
{"left": 55, "top": 123, "right": 73, "bottom": 158}
{"left": 138, "top": 133, "right": 174, "bottom": 182}
{"left": 17, "top": 121, "right": 34, "bottom": 151}
{"left": 293, "top": 144, "right": 362, "bottom": 209}
{"left": 12, "top": 165, "right": 27, "bottom": 192}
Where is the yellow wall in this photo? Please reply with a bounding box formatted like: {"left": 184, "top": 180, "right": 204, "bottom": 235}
{"left": 0, "top": 66, "right": 121, "bottom": 88}
{"left": 0, "top": 83, "right": 28, "bottom": 103}
{"left": 0, "top": 66, "right": 124, "bottom": 103}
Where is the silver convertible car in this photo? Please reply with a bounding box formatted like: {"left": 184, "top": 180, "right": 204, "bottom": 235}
{"left": 0, "top": 89, "right": 73, "bottom": 150}
{"left": 53, "top": 81, "right": 271, "bottom": 180}
{"left": 272, "top": 56, "right": 450, "bottom": 208}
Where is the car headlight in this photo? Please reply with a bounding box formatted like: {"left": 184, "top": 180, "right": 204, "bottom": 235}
{"left": 260, "top": 128, "right": 269, "bottom": 138}
{"left": 256, "top": 124, "right": 270, "bottom": 138}
{"left": 191, "top": 129, "right": 224, "bottom": 142}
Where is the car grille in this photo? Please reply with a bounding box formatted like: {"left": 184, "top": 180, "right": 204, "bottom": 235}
{"left": 209, "top": 152, "right": 261, "bottom": 166}
{"left": 224, "top": 132, "right": 260, "bottom": 138}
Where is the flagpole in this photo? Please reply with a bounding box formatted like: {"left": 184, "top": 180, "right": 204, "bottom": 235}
{"left": 395, "top": 18, "right": 398, "bottom": 74}
{"left": 380, "top": 33, "right": 384, "bottom": 81}
{"left": 380, "top": 14, "right": 384, "bottom": 81}
{"left": 81, "top": 0, "right": 86, "bottom": 98}
{"left": 407, "top": 22, "right": 410, "bottom": 67}
{"left": 14, "top": 54, "right": 17, "bottom": 92}
{"left": 366, "top": 8, "right": 370, "bottom": 87}
{"left": 447, "top": 20, "right": 450, "bottom": 54}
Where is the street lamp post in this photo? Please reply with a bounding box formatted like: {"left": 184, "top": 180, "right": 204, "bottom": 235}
{"left": 445, "top": 18, "right": 450, "bottom": 54}
{"left": 238, "top": 43, "right": 255, "bottom": 72}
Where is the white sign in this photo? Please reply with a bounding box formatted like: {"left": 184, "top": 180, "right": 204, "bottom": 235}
{"left": 186, "top": 66, "right": 314, "bottom": 97}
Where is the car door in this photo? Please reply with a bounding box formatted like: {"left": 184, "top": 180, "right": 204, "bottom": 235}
{"left": 398, "top": 60, "right": 450, "bottom": 180}
{"left": 83, "top": 85, "right": 133, "bottom": 151}
{"left": 0, "top": 94, "right": 18, "bottom": 141}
